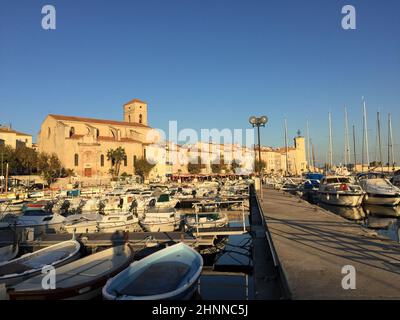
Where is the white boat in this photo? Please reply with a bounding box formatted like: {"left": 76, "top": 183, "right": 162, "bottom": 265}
{"left": 63, "top": 212, "right": 141, "bottom": 234}
{"left": 186, "top": 202, "right": 229, "bottom": 229}
{"left": 357, "top": 173, "right": 400, "bottom": 206}
{"left": 0, "top": 208, "right": 66, "bottom": 236}
{"left": 317, "top": 176, "right": 365, "bottom": 207}
{"left": 185, "top": 212, "right": 228, "bottom": 229}
{"left": 0, "top": 200, "right": 26, "bottom": 213}
{"left": 139, "top": 208, "right": 181, "bottom": 232}
{"left": 0, "top": 240, "right": 82, "bottom": 287}
{"left": 102, "top": 242, "right": 203, "bottom": 300}
{"left": 0, "top": 244, "right": 19, "bottom": 265}
{"left": 8, "top": 245, "right": 134, "bottom": 300}
{"left": 154, "top": 193, "right": 180, "bottom": 209}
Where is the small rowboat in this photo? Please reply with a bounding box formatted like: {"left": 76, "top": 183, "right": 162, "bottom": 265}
{"left": 9, "top": 245, "right": 134, "bottom": 300}
{"left": 0, "top": 240, "right": 82, "bottom": 287}
{"left": 102, "top": 242, "right": 203, "bottom": 300}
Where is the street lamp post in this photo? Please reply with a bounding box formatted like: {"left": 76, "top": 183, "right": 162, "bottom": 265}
{"left": 249, "top": 116, "right": 268, "bottom": 200}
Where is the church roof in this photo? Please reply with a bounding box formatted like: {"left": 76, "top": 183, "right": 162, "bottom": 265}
{"left": 49, "top": 114, "right": 149, "bottom": 128}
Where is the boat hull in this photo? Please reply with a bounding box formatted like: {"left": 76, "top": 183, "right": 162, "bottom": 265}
{"left": 140, "top": 220, "right": 178, "bottom": 232}
{"left": 103, "top": 243, "right": 203, "bottom": 300}
{"left": 318, "top": 192, "right": 364, "bottom": 207}
{"left": 363, "top": 194, "right": 400, "bottom": 206}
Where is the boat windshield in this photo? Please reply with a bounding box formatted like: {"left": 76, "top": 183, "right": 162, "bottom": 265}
{"left": 23, "top": 210, "right": 52, "bottom": 217}
{"left": 326, "top": 177, "right": 350, "bottom": 184}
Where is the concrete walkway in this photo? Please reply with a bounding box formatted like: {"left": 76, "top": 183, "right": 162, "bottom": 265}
{"left": 261, "top": 188, "right": 400, "bottom": 299}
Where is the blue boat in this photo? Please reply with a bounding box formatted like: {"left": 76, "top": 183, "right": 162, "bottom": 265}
{"left": 102, "top": 242, "right": 203, "bottom": 300}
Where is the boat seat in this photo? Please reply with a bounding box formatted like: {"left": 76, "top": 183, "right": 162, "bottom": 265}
{"left": 118, "top": 261, "right": 191, "bottom": 296}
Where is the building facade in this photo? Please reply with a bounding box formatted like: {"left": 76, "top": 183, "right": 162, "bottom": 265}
{"left": 37, "top": 99, "right": 307, "bottom": 179}
{"left": 37, "top": 99, "right": 154, "bottom": 177}
{"left": 0, "top": 126, "right": 32, "bottom": 148}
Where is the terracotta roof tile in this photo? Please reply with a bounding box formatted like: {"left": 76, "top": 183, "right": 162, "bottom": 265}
{"left": 0, "top": 127, "right": 31, "bottom": 136}
{"left": 123, "top": 99, "right": 147, "bottom": 106}
{"left": 49, "top": 114, "right": 149, "bottom": 128}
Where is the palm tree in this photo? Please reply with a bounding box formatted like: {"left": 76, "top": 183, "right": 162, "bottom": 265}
{"left": 107, "top": 147, "right": 126, "bottom": 178}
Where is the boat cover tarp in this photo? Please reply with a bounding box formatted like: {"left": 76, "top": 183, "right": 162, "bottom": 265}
{"left": 118, "top": 261, "right": 190, "bottom": 296}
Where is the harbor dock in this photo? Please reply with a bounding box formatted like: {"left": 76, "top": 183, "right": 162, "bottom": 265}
{"left": 259, "top": 188, "right": 400, "bottom": 299}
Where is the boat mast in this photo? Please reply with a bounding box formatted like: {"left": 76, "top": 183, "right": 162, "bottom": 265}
{"left": 306, "top": 120, "right": 312, "bottom": 171}
{"left": 344, "top": 106, "right": 351, "bottom": 167}
{"left": 311, "top": 140, "right": 316, "bottom": 172}
{"left": 352, "top": 124, "right": 357, "bottom": 173}
{"left": 388, "top": 113, "right": 395, "bottom": 172}
{"left": 377, "top": 111, "right": 383, "bottom": 173}
{"left": 284, "top": 118, "right": 289, "bottom": 175}
{"left": 363, "top": 98, "right": 370, "bottom": 171}
{"left": 328, "top": 112, "right": 333, "bottom": 170}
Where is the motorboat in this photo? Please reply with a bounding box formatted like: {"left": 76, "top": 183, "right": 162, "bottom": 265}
{"left": 8, "top": 245, "right": 134, "bottom": 300}
{"left": 185, "top": 202, "right": 229, "bottom": 230}
{"left": 0, "top": 200, "right": 27, "bottom": 213}
{"left": 364, "top": 204, "right": 400, "bottom": 218}
{"left": 298, "top": 179, "right": 321, "bottom": 203}
{"left": 102, "top": 242, "right": 203, "bottom": 300}
{"left": 0, "top": 208, "right": 66, "bottom": 236}
{"left": 317, "top": 176, "right": 365, "bottom": 207}
{"left": 139, "top": 208, "right": 181, "bottom": 232}
{"left": 0, "top": 240, "right": 82, "bottom": 287}
{"left": 357, "top": 172, "right": 400, "bottom": 206}
{"left": 63, "top": 212, "right": 141, "bottom": 234}
{"left": 154, "top": 193, "right": 179, "bottom": 209}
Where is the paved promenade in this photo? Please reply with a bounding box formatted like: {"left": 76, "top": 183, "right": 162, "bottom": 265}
{"left": 261, "top": 188, "right": 400, "bottom": 299}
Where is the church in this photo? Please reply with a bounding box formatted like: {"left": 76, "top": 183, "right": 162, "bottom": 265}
{"left": 37, "top": 99, "right": 153, "bottom": 177}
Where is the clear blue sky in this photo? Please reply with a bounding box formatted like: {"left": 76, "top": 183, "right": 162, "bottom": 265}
{"left": 1, "top": 0, "right": 399, "bottom": 166}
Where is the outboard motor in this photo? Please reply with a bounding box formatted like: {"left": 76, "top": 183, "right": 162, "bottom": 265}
{"left": 148, "top": 198, "right": 156, "bottom": 207}
{"left": 129, "top": 199, "right": 138, "bottom": 214}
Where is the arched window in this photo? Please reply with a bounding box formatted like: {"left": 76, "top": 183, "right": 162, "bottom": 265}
{"left": 133, "top": 155, "right": 137, "bottom": 166}
{"left": 100, "top": 154, "right": 104, "bottom": 167}
{"left": 124, "top": 156, "right": 128, "bottom": 167}
{"left": 139, "top": 114, "right": 143, "bottom": 124}
{"left": 69, "top": 127, "right": 75, "bottom": 138}
{"left": 96, "top": 129, "right": 100, "bottom": 138}
{"left": 128, "top": 115, "right": 131, "bottom": 123}
{"left": 74, "top": 154, "right": 79, "bottom": 166}
{"left": 48, "top": 127, "right": 51, "bottom": 138}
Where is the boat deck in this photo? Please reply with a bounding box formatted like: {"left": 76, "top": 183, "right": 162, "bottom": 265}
{"left": 261, "top": 188, "right": 400, "bottom": 299}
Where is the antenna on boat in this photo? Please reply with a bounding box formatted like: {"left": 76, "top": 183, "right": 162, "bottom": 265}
{"left": 284, "top": 118, "right": 289, "bottom": 176}
{"left": 328, "top": 112, "right": 333, "bottom": 170}
{"left": 377, "top": 111, "right": 383, "bottom": 173}
{"left": 388, "top": 113, "right": 395, "bottom": 172}
{"left": 352, "top": 124, "right": 357, "bottom": 173}
{"left": 306, "top": 120, "right": 311, "bottom": 171}
{"left": 362, "top": 97, "right": 370, "bottom": 171}
{"left": 344, "top": 106, "right": 351, "bottom": 168}
{"left": 311, "top": 140, "right": 316, "bottom": 172}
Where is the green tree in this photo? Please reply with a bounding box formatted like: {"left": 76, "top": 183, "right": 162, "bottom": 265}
{"left": 211, "top": 156, "right": 228, "bottom": 174}
{"left": 37, "top": 152, "right": 64, "bottom": 186}
{"left": 107, "top": 147, "right": 126, "bottom": 178}
{"left": 254, "top": 159, "right": 266, "bottom": 173}
{"left": 134, "top": 157, "right": 156, "bottom": 179}
{"left": 14, "top": 145, "right": 38, "bottom": 174}
{"left": 188, "top": 156, "right": 205, "bottom": 174}
{"left": 231, "top": 159, "right": 242, "bottom": 174}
